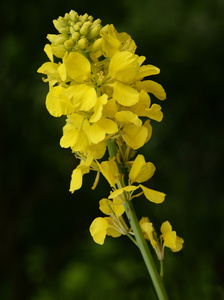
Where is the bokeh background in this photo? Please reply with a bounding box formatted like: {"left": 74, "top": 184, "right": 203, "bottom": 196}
{"left": 1, "top": 0, "right": 224, "bottom": 299}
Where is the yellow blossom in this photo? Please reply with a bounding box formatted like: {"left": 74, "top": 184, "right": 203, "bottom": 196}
{"left": 160, "top": 221, "right": 184, "bottom": 252}
{"left": 129, "top": 154, "right": 156, "bottom": 184}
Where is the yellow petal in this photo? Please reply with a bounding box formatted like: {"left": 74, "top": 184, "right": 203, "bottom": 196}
{"left": 113, "top": 82, "right": 139, "bottom": 106}
{"left": 140, "top": 217, "right": 157, "bottom": 248}
{"left": 108, "top": 185, "right": 139, "bottom": 199}
{"left": 64, "top": 52, "right": 91, "bottom": 82}
{"left": 122, "top": 123, "right": 148, "bottom": 149}
{"left": 145, "top": 104, "right": 163, "bottom": 122}
{"left": 143, "top": 120, "right": 152, "bottom": 144}
{"left": 109, "top": 51, "right": 139, "bottom": 83}
{"left": 102, "top": 98, "right": 118, "bottom": 118}
{"left": 66, "top": 84, "right": 97, "bottom": 111}
{"left": 57, "top": 63, "right": 67, "bottom": 81}
{"left": 60, "top": 115, "right": 90, "bottom": 152}
{"left": 46, "top": 85, "right": 74, "bottom": 117}
{"left": 69, "top": 163, "right": 90, "bottom": 193}
{"left": 89, "top": 94, "right": 108, "bottom": 123}
{"left": 101, "top": 24, "right": 121, "bottom": 57}
{"left": 89, "top": 217, "right": 109, "bottom": 245}
{"left": 99, "top": 198, "right": 113, "bottom": 215}
{"left": 44, "top": 44, "right": 54, "bottom": 62}
{"left": 37, "top": 62, "right": 58, "bottom": 75}
{"left": 135, "top": 80, "right": 166, "bottom": 100}
{"left": 136, "top": 65, "right": 160, "bottom": 80}
{"left": 105, "top": 217, "right": 122, "bottom": 237}
{"left": 98, "top": 158, "right": 119, "bottom": 188}
{"left": 139, "top": 184, "right": 166, "bottom": 204}
{"left": 115, "top": 111, "right": 142, "bottom": 126}
{"left": 88, "top": 118, "right": 118, "bottom": 144}
{"left": 129, "top": 154, "right": 156, "bottom": 184}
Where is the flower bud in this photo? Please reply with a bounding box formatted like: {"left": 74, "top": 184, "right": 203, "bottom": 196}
{"left": 87, "top": 24, "right": 101, "bottom": 39}
{"left": 64, "top": 38, "right": 75, "bottom": 50}
{"left": 53, "top": 20, "right": 62, "bottom": 32}
{"left": 91, "top": 38, "right": 102, "bottom": 51}
{"left": 47, "top": 34, "right": 58, "bottom": 43}
{"left": 59, "top": 26, "right": 70, "bottom": 34}
{"left": 72, "top": 32, "right": 80, "bottom": 41}
{"left": 58, "top": 16, "right": 67, "bottom": 27}
{"left": 79, "top": 13, "right": 88, "bottom": 23}
{"left": 80, "top": 21, "right": 92, "bottom": 36}
{"left": 55, "top": 34, "right": 68, "bottom": 44}
{"left": 69, "top": 10, "right": 78, "bottom": 22}
{"left": 78, "top": 37, "right": 88, "bottom": 49}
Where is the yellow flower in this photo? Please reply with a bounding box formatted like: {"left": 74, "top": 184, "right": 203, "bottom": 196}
{"left": 139, "top": 217, "right": 157, "bottom": 248}
{"left": 90, "top": 197, "right": 127, "bottom": 245}
{"left": 129, "top": 154, "right": 156, "bottom": 184}
{"left": 101, "top": 24, "right": 136, "bottom": 57}
{"left": 160, "top": 221, "right": 184, "bottom": 252}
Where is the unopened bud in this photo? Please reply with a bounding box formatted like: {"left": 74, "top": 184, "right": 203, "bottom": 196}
{"left": 59, "top": 26, "right": 70, "bottom": 34}
{"left": 79, "top": 13, "right": 88, "bottom": 23}
{"left": 79, "top": 21, "right": 92, "bottom": 36}
{"left": 69, "top": 10, "right": 78, "bottom": 22}
{"left": 58, "top": 16, "right": 67, "bottom": 27}
{"left": 55, "top": 34, "right": 68, "bottom": 44}
{"left": 78, "top": 37, "right": 88, "bottom": 49}
{"left": 47, "top": 34, "right": 58, "bottom": 43}
{"left": 64, "top": 38, "right": 75, "bottom": 50}
{"left": 72, "top": 32, "right": 80, "bottom": 41}
{"left": 53, "top": 20, "right": 62, "bottom": 32}
{"left": 91, "top": 38, "right": 102, "bottom": 51}
{"left": 87, "top": 24, "right": 101, "bottom": 39}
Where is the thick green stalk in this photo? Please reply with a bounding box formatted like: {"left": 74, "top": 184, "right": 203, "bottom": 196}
{"left": 107, "top": 139, "right": 169, "bottom": 300}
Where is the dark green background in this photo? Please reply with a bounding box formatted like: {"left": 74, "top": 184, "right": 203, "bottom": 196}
{"left": 1, "top": 0, "right": 223, "bottom": 299}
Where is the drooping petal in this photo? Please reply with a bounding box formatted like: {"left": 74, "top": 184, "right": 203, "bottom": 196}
{"left": 66, "top": 84, "right": 97, "bottom": 111}
{"left": 88, "top": 118, "right": 118, "bottom": 144}
{"left": 139, "top": 217, "right": 157, "bottom": 248}
{"left": 122, "top": 123, "right": 148, "bottom": 149}
{"left": 139, "top": 184, "right": 166, "bottom": 204}
{"left": 135, "top": 80, "right": 166, "bottom": 100}
{"left": 113, "top": 82, "right": 140, "bottom": 106}
{"left": 64, "top": 52, "right": 91, "bottom": 82}
{"left": 98, "top": 158, "right": 119, "bottom": 188}
{"left": 129, "top": 154, "right": 156, "bottom": 184}
{"left": 46, "top": 85, "right": 74, "bottom": 117}
{"left": 69, "top": 163, "right": 90, "bottom": 193}
{"left": 115, "top": 111, "right": 142, "bottom": 127}
{"left": 109, "top": 51, "right": 139, "bottom": 83}
{"left": 44, "top": 44, "right": 54, "bottom": 62}
{"left": 108, "top": 185, "right": 139, "bottom": 199}
{"left": 89, "top": 217, "right": 109, "bottom": 245}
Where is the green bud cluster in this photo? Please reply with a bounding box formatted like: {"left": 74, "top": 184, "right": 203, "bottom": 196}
{"left": 47, "top": 10, "right": 102, "bottom": 57}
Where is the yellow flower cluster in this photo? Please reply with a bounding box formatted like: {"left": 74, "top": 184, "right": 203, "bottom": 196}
{"left": 38, "top": 10, "right": 183, "bottom": 259}
{"left": 140, "top": 218, "right": 184, "bottom": 260}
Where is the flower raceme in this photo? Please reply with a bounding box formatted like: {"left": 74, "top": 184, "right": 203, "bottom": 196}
{"left": 38, "top": 10, "right": 183, "bottom": 263}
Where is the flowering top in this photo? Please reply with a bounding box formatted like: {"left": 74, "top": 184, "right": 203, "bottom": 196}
{"left": 38, "top": 10, "right": 183, "bottom": 264}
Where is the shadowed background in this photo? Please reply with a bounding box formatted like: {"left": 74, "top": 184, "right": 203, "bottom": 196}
{"left": 0, "top": 0, "right": 224, "bottom": 299}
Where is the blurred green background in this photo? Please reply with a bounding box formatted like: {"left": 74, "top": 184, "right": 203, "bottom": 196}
{"left": 0, "top": 0, "right": 224, "bottom": 299}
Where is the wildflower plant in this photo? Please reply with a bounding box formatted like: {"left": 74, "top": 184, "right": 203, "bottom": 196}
{"left": 38, "top": 10, "right": 184, "bottom": 300}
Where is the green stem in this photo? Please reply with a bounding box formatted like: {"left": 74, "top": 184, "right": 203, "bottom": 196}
{"left": 107, "top": 139, "right": 169, "bottom": 300}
